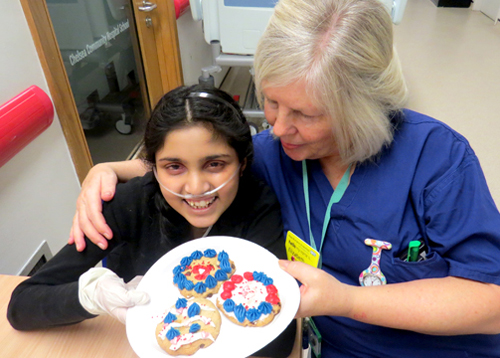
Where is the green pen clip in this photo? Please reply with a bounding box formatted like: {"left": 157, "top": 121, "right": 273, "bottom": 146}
{"left": 407, "top": 240, "right": 420, "bottom": 262}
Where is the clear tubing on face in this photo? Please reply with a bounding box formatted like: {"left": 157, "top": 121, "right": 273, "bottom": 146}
{"left": 153, "top": 165, "right": 241, "bottom": 200}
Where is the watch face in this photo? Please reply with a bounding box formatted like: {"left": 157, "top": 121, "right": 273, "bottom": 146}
{"left": 362, "top": 274, "right": 382, "bottom": 286}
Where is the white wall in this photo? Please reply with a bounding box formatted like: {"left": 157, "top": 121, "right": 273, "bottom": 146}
{"left": 0, "top": 1, "right": 81, "bottom": 275}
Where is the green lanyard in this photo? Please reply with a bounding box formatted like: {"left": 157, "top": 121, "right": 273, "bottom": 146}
{"left": 302, "top": 161, "right": 352, "bottom": 267}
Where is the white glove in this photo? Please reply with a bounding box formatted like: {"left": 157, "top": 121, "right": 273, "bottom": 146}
{"left": 79, "top": 267, "right": 150, "bottom": 324}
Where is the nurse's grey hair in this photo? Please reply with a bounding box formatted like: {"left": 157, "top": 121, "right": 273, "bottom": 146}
{"left": 254, "top": 0, "right": 408, "bottom": 164}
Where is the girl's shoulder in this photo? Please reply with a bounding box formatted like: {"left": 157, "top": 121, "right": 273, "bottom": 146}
{"left": 114, "top": 171, "right": 158, "bottom": 200}
{"left": 102, "top": 171, "right": 159, "bottom": 231}
{"left": 235, "top": 174, "right": 280, "bottom": 211}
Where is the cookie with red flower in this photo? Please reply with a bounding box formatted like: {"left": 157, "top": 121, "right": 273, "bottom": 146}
{"left": 173, "top": 249, "right": 236, "bottom": 298}
{"left": 216, "top": 271, "right": 281, "bottom": 327}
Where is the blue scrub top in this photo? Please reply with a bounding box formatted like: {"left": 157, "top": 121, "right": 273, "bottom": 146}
{"left": 252, "top": 109, "right": 500, "bottom": 357}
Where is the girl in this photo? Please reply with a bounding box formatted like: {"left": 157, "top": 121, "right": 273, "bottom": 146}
{"left": 8, "top": 85, "right": 294, "bottom": 357}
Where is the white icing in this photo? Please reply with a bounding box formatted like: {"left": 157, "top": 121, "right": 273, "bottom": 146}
{"left": 170, "top": 331, "right": 215, "bottom": 351}
{"left": 157, "top": 301, "right": 218, "bottom": 343}
{"left": 218, "top": 279, "right": 268, "bottom": 309}
{"left": 217, "top": 278, "right": 274, "bottom": 322}
{"left": 158, "top": 315, "right": 215, "bottom": 340}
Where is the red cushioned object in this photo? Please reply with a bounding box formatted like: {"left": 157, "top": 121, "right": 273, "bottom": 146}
{"left": 0, "top": 85, "right": 54, "bottom": 168}
{"left": 174, "top": 0, "right": 190, "bottom": 19}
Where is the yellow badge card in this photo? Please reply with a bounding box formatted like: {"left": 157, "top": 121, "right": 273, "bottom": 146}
{"left": 285, "top": 231, "right": 320, "bottom": 268}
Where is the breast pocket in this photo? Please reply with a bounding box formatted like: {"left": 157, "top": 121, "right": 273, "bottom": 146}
{"left": 384, "top": 252, "right": 449, "bottom": 284}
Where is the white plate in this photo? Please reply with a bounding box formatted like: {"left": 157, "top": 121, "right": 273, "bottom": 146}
{"left": 126, "top": 236, "right": 300, "bottom": 358}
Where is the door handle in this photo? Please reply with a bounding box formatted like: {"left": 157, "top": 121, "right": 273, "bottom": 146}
{"left": 138, "top": 1, "right": 157, "bottom": 12}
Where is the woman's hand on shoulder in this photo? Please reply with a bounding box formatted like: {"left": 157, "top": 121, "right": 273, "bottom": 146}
{"left": 69, "top": 163, "right": 119, "bottom": 251}
{"left": 278, "top": 260, "right": 354, "bottom": 319}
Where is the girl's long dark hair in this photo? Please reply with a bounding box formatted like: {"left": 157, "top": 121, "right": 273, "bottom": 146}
{"left": 142, "top": 84, "right": 253, "bottom": 241}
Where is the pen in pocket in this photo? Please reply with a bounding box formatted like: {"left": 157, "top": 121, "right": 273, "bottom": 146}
{"left": 400, "top": 239, "right": 427, "bottom": 262}
{"left": 407, "top": 241, "right": 420, "bottom": 262}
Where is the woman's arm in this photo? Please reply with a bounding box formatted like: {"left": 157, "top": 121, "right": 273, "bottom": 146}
{"left": 280, "top": 260, "right": 500, "bottom": 335}
{"left": 69, "top": 160, "right": 147, "bottom": 251}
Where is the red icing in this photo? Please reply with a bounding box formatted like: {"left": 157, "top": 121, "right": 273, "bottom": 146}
{"left": 223, "top": 281, "right": 236, "bottom": 291}
{"left": 192, "top": 264, "right": 214, "bottom": 280}
{"left": 221, "top": 290, "right": 232, "bottom": 299}
{"left": 231, "top": 274, "right": 243, "bottom": 283}
{"left": 266, "top": 284, "right": 277, "bottom": 294}
{"left": 266, "top": 293, "right": 280, "bottom": 304}
{"left": 243, "top": 272, "right": 254, "bottom": 281}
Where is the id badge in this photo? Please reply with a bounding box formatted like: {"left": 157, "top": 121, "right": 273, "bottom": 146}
{"left": 285, "top": 231, "right": 320, "bottom": 268}
{"left": 305, "top": 317, "right": 322, "bottom": 358}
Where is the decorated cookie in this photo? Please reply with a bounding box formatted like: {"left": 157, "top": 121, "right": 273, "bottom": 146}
{"left": 173, "top": 249, "right": 236, "bottom": 298}
{"left": 155, "top": 297, "right": 221, "bottom": 356}
{"left": 216, "top": 271, "right": 281, "bottom": 327}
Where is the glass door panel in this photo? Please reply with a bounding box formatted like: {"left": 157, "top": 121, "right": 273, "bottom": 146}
{"left": 46, "top": 0, "right": 147, "bottom": 163}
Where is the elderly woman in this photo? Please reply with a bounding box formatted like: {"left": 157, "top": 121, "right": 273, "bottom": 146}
{"left": 69, "top": 0, "right": 500, "bottom": 356}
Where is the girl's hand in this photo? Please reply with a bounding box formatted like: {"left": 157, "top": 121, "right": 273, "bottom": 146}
{"left": 68, "top": 163, "right": 118, "bottom": 251}
{"left": 278, "top": 260, "right": 353, "bottom": 318}
{"left": 79, "top": 268, "right": 149, "bottom": 323}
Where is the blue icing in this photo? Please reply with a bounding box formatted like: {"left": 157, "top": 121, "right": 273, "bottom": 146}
{"left": 253, "top": 271, "right": 264, "bottom": 282}
{"left": 223, "top": 299, "right": 235, "bottom": 312}
{"left": 253, "top": 271, "right": 273, "bottom": 285}
{"left": 189, "top": 323, "right": 201, "bottom": 333}
{"left": 190, "top": 250, "right": 203, "bottom": 260}
{"left": 258, "top": 301, "right": 273, "bottom": 315}
{"left": 163, "top": 312, "right": 177, "bottom": 324}
{"left": 247, "top": 308, "right": 262, "bottom": 322}
{"left": 166, "top": 327, "right": 180, "bottom": 340}
{"left": 175, "top": 298, "right": 187, "bottom": 309}
{"left": 184, "top": 280, "right": 194, "bottom": 291}
{"left": 173, "top": 265, "right": 183, "bottom": 274}
{"left": 205, "top": 275, "right": 217, "bottom": 289}
{"left": 194, "top": 282, "right": 207, "bottom": 294}
{"left": 173, "top": 273, "right": 184, "bottom": 285}
{"left": 177, "top": 276, "right": 186, "bottom": 290}
{"left": 164, "top": 312, "right": 177, "bottom": 324}
{"left": 215, "top": 269, "right": 227, "bottom": 281}
{"left": 218, "top": 250, "right": 229, "bottom": 261}
{"left": 188, "top": 302, "right": 201, "bottom": 317}
{"left": 263, "top": 277, "right": 274, "bottom": 286}
{"left": 204, "top": 249, "right": 217, "bottom": 258}
{"left": 180, "top": 256, "right": 192, "bottom": 266}
{"left": 234, "top": 304, "right": 246, "bottom": 323}
{"left": 220, "top": 258, "right": 232, "bottom": 273}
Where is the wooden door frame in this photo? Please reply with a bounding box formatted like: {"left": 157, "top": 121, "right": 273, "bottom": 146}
{"left": 132, "top": 0, "right": 184, "bottom": 106}
{"left": 20, "top": 0, "right": 183, "bottom": 184}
